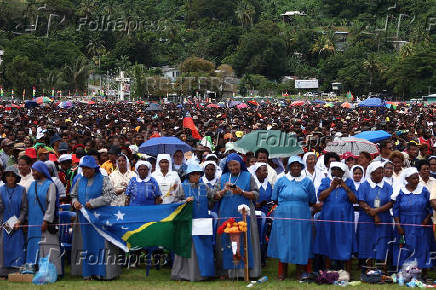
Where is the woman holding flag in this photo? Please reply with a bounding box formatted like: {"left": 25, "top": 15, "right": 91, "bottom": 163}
{"left": 171, "top": 163, "right": 215, "bottom": 281}
{"left": 214, "top": 153, "right": 261, "bottom": 279}
{"left": 71, "top": 156, "right": 121, "bottom": 280}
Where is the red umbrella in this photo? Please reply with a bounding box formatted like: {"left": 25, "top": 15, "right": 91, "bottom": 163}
{"left": 248, "top": 100, "right": 260, "bottom": 106}
{"left": 10, "top": 104, "right": 20, "bottom": 108}
{"left": 88, "top": 101, "right": 96, "bottom": 105}
{"left": 290, "top": 101, "right": 305, "bottom": 107}
{"left": 207, "top": 104, "right": 220, "bottom": 108}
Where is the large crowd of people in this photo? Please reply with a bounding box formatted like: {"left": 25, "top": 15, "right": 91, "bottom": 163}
{"left": 0, "top": 100, "right": 436, "bottom": 282}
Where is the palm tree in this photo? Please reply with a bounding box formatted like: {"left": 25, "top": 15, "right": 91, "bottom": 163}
{"left": 311, "top": 32, "right": 336, "bottom": 56}
{"left": 235, "top": 0, "right": 255, "bottom": 28}
{"left": 64, "top": 56, "right": 90, "bottom": 91}
{"left": 40, "top": 70, "right": 66, "bottom": 91}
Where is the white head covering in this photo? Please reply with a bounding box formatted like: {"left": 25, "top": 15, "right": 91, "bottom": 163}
{"left": 135, "top": 160, "right": 152, "bottom": 182}
{"left": 400, "top": 167, "right": 419, "bottom": 187}
{"left": 248, "top": 162, "right": 269, "bottom": 190}
{"left": 303, "top": 152, "right": 317, "bottom": 168}
{"left": 201, "top": 160, "right": 220, "bottom": 185}
{"left": 116, "top": 153, "right": 131, "bottom": 172}
{"left": 328, "top": 161, "right": 349, "bottom": 181}
{"left": 155, "top": 154, "right": 173, "bottom": 174}
{"left": 364, "top": 161, "right": 385, "bottom": 188}
{"left": 350, "top": 165, "right": 365, "bottom": 190}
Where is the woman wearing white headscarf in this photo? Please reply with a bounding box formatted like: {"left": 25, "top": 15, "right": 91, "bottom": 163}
{"left": 125, "top": 160, "right": 162, "bottom": 206}
{"left": 313, "top": 162, "right": 357, "bottom": 272}
{"left": 357, "top": 161, "right": 393, "bottom": 264}
{"left": 350, "top": 165, "right": 365, "bottom": 233}
{"left": 393, "top": 167, "right": 433, "bottom": 271}
{"left": 302, "top": 152, "right": 323, "bottom": 193}
{"left": 110, "top": 154, "right": 136, "bottom": 206}
{"left": 151, "top": 154, "right": 181, "bottom": 204}
{"left": 249, "top": 162, "right": 271, "bottom": 214}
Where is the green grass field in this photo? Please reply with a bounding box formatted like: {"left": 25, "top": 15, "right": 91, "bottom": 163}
{"left": 1, "top": 258, "right": 431, "bottom": 289}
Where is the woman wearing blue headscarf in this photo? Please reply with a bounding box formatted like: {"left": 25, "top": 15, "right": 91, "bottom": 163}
{"left": 268, "top": 156, "right": 316, "bottom": 280}
{"left": 171, "top": 163, "right": 215, "bottom": 281}
{"left": 214, "top": 153, "right": 261, "bottom": 279}
{"left": 26, "top": 161, "right": 62, "bottom": 275}
{"left": 71, "top": 155, "right": 120, "bottom": 280}
{"left": 0, "top": 166, "right": 27, "bottom": 276}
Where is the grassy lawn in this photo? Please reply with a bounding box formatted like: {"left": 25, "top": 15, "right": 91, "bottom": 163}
{"left": 0, "top": 258, "right": 429, "bottom": 289}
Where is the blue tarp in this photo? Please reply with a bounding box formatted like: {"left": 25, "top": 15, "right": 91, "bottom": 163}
{"left": 353, "top": 130, "right": 391, "bottom": 143}
{"left": 358, "top": 97, "right": 384, "bottom": 107}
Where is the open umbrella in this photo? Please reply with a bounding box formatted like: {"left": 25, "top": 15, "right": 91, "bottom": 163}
{"left": 358, "top": 97, "right": 384, "bottom": 107}
{"left": 35, "top": 97, "right": 53, "bottom": 104}
{"left": 353, "top": 130, "right": 391, "bottom": 143}
{"left": 145, "top": 103, "right": 162, "bottom": 111}
{"left": 236, "top": 103, "right": 248, "bottom": 109}
{"left": 228, "top": 101, "right": 241, "bottom": 107}
{"left": 207, "top": 103, "right": 220, "bottom": 108}
{"left": 232, "top": 130, "right": 303, "bottom": 158}
{"left": 341, "top": 102, "right": 352, "bottom": 109}
{"left": 138, "top": 136, "right": 192, "bottom": 156}
{"left": 290, "top": 101, "right": 305, "bottom": 107}
{"left": 87, "top": 101, "right": 96, "bottom": 105}
{"left": 25, "top": 100, "right": 38, "bottom": 108}
{"left": 58, "top": 101, "right": 73, "bottom": 109}
{"left": 325, "top": 137, "right": 378, "bottom": 156}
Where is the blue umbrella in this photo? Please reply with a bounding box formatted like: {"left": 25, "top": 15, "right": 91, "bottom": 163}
{"left": 146, "top": 103, "right": 162, "bottom": 111}
{"left": 25, "top": 100, "right": 38, "bottom": 108}
{"left": 353, "top": 130, "right": 391, "bottom": 143}
{"left": 313, "top": 99, "right": 326, "bottom": 104}
{"left": 358, "top": 97, "right": 384, "bottom": 107}
{"left": 139, "top": 136, "right": 192, "bottom": 156}
{"left": 228, "top": 101, "right": 241, "bottom": 107}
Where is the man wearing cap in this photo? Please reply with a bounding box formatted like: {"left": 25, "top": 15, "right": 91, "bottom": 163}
{"left": 58, "top": 154, "right": 75, "bottom": 200}
{"left": 0, "top": 139, "right": 13, "bottom": 167}
{"left": 37, "top": 147, "right": 50, "bottom": 162}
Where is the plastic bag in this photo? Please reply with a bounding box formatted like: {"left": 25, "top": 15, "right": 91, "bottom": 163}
{"left": 32, "top": 256, "right": 57, "bottom": 285}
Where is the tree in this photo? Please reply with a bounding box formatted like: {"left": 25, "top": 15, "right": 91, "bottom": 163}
{"left": 4, "top": 55, "right": 44, "bottom": 94}
{"left": 64, "top": 56, "right": 90, "bottom": 91}
{"left": 235, "top": 0, "right": 255, "bottom": 28}
{"left": 229, "top": 21, "right": 288, "bottom": 80}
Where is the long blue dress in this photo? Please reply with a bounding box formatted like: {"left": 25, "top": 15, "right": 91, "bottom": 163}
{"left": 0, "top": 185, "right": 26, "bottom": 268}
{"left": 313, "top": 177, "right": 357, "bottom": 261}
{"left": 392, "top": 186, "right": 433, "bottom": 269}
{"left": 76, "top": 173, "right": 107, "bottom": 277}
{"left": 267, "top": 176, "right": 316, "bottom": 264}
{"left": 26, "top": 179, "right": 52, "bottom": 264}
{"left": 171, "top": 181, "right": 215, "bottom": 280}
{"left": 218, "top": 170, "right": 261, "bottom": 277}
{"left": 357, "top": 181, "right": 393, "bottom": 260}
{"left": 125, "top": 177, "right": 161, "bottom": 206}
{"left": 257, "top": 183, "right": 272, "bottom": 214}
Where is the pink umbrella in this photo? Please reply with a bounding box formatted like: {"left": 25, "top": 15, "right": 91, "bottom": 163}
{"left": 236, "top": 103, "right": 248, "bottom": 109}
{"left": 341, "top": 102, "right": 352, "bottom": 108}
{"left": 207, "top": 103, "right": 220, "bottom": 108}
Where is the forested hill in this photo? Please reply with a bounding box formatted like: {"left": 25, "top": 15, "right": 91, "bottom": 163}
{"left": 0, "top": 0, "right": 435, "bottom": 98}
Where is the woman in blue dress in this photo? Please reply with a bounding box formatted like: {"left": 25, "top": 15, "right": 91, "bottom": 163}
{"left": 249, "top": 162, "right": 272, "bottom": 215}
{"left": 125, "top": 160, "right": 162, "bottom": 206}
{"left": 357, "top": 161, "right": 393, "bottom": 267}
{"left": 71, "top": 156, "right": 121, "bottom": 280}
{"left": 393, "top": 167, "right": 433, "bottom": 272}
{"left": 26, "top": 161, "right": 62, "bottom": 275}
{"left": 0, "top": 166, "right": 27, "bottom": 276}
{"left": 313, "top": 161, "right": 357, "bottom": 272}
{"left": 268, "top": 156, "right": 316, "bottom": 280}
{"left": 171, "top": 163, "right": 216, "bottom": 281}
{"left": 214, "top": 153, "right": 261, "bottom": 279}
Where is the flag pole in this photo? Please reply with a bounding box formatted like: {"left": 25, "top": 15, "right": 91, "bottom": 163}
{"left": 242, "top": 208, "right": 249, "bottom": 281}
